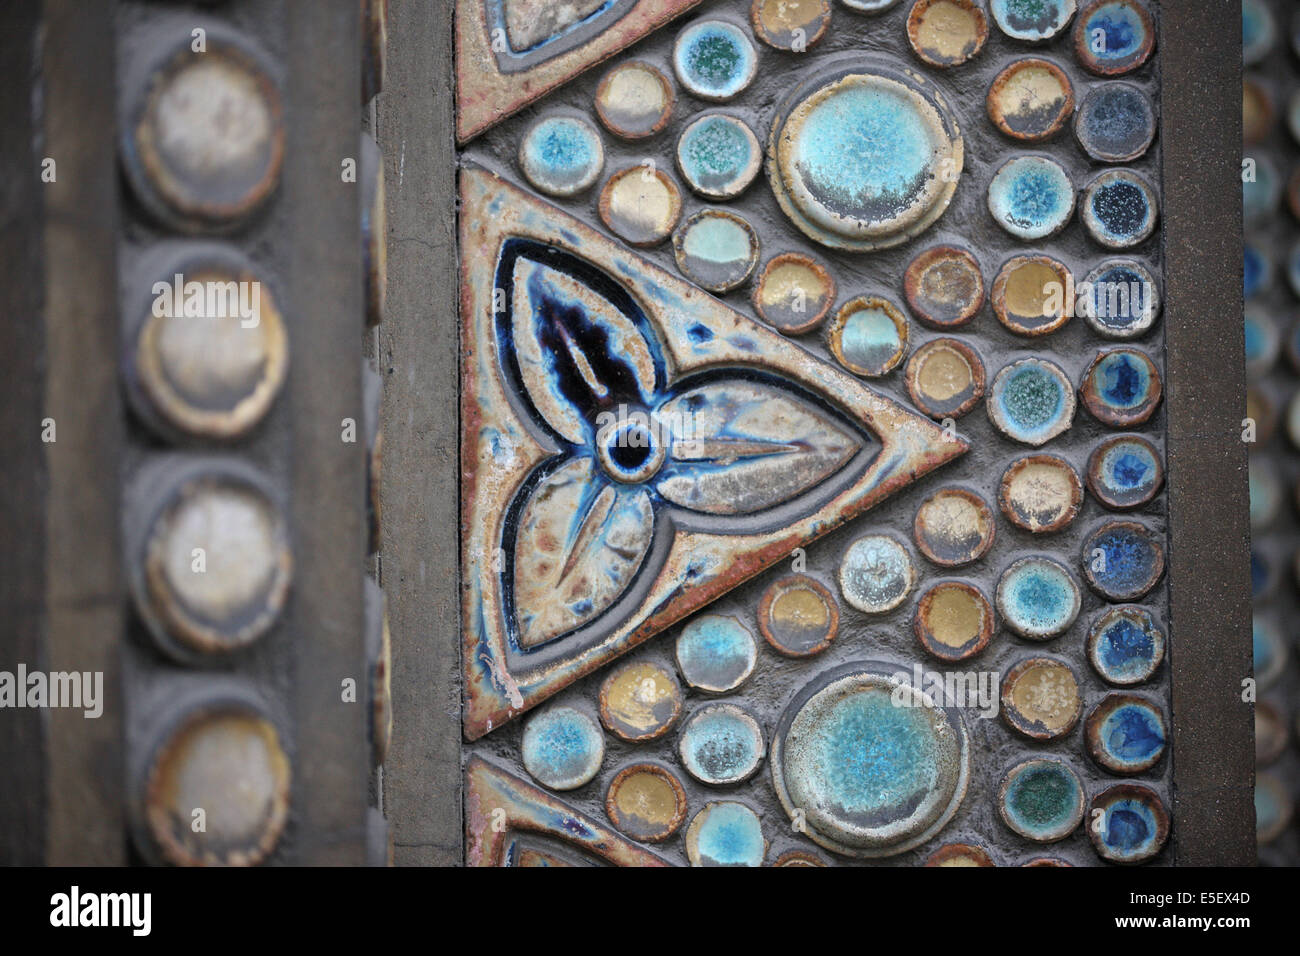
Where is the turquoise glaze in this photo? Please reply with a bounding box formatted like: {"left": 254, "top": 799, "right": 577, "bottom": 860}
{"left": 988, "top": 358, "right": 1074, "bottom": 445}
{"left": 676, "top": 614, "right": 757, "bottom": 693}
{"left": 673, "top": 21, "right": 756, "bottom": 101}
{"left": 836, "top": 304, "right": 905, "bottom": 375}
{"left": 1082, "top": 171, "right": 1156, "bottom": 248}
{"left": 1093, "top": 699, "right": 1166, "bottom": 770}
{"left": 988, "top": 156, "right": 1074, "bottom": 240}
{"left": 1083, "top": 522, "right": 1163, "bottom": 601}
{"left": 678, "top": 703, "right": 765, "bottom": 785}
{"left": 687, "top": 802, "right": 765, "bottom": 866}
{"left": 1000, "top": 759, "right": 1084, "bottom": 842}
{"left": 838, "top": 535, "right": 914, "bottom": 613}
{"left": 676, "top": 114, "right": 760, "bottom": 198}
{"left": 991, "top": 0, "right": 1077, "bottom": 42}
{"left": 997, "top": 557, "right": 1081, "bottom": 639}
{"left": 1088, "top": 606, "right": 1163, "bottom": 684}
{"left": 518, "top": 116, "right": 604, "bottom": 197}
{"left": 520, "top": 706, "right": 605, "bottom": 790}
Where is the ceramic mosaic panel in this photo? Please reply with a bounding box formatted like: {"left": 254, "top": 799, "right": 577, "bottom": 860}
{"left": 1241, "top": 0, "right": 1300, "bottom": 866}
{"left": 458, "top": 0, "right": 1170, "bottom": 866}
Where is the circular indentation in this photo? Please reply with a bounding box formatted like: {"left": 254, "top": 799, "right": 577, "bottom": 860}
{"left": 987, "top": 357, "right": 1076, "bottom": 445}
{"left": 685, "top": 801, "right": 766, "bottom": 866}
{"left": 1086, "top": 606, "right": 1164, "bottom": 685}
{"left": 768, "top": 64, "right": 964, "bottom": 251}
{"left": 675, "top": 614, "right": 758, "bottom": 693}
{"left": 1255, "top": 701, "right": 1289, "bottom": 765}
{"left": 1085, "top": 693, "right": 1166, "bottom": 774}
{"left": 1080, "top": 258, "right": 1160, "bottom": 338}
{"left": 521, "top": 706, "right": 605, "bottom": 791}
{"left": 138, "top": 469, "right": 292, "bottom": 657}
{"left": 999, "top": 454, "right": 1084, "bottom": 532}
{"left": 125, "top": 40, "right": 284, "bottom": 230}
{"left": 1081, "top": 169, "right": 1157, "bottom": 248}
{"left": 598, "top": 660, "right": 684, "bottom": 742}
{"left": 992, "top": 254, "right": 1073, "bottom": 336}
{"left": 998, "top": 758, "right": 1085, "bottom": 842}
{"left": 132, "top": 260, "right": 288, "bottom": 441}
{"left": 1001, "top": 656, "right": 1083, "bottom": 740}
{"left": 914, "top": 581, "right": 995, "bottom": 661}
{"left": 753, "top": 252, "right": 837, "bottom": 334}
{"left": 904, "top": 245, "right": 985, "bottom": 329}
{"left": 914, "top": 487, "right": 996, "bottom": 567}
{"left": 907, "top": 0, "right": 989, "bottom": 68}
{"left": 1087, "top": 434, "right": 1163, "bottom": 509}
{"left": 1244, "top": 307, "right": 1279, "bottom": 379}
{"left": 773, "top": 850, "right": 827, "bottom": 866}
{"left": 594, "top": 61, "right": 674, "bottom": 139}
{"left": 1243, "top": 156, "right": 1281, "bottom": 224}
{"left": 1073, "top": 0, "right": 1155, "bottom": 76}
{"left": 771, "top": 663, "right": 970, "bottom": 857}
{"left": 1079, "top": 348, "right": 1162, "bottom": 427}
{"left": 142, "top": 703, "right": 290, "bottom": 866}
{"left": 839, "top": 534, "right": 915, "bottom": 614}
{"left": 840, "top": 0, "right": 903, "bottom": 12}
{"left": 673, "top": 20, "right": 757, "bottom": 102}
{"left": 925, "top": 843, "right": 995, "bottom": 866}
{"left": 678, "top": 703, "right": 766, "bottom": 786}
{"left": 906, "top": 338, "right": 986, "bottom": 419}
{"left": 758, "top": 574, "right": 839, "bottom": 657}
{"left": 598, "top": 165, "right": 683, "bottom": 246}
{"left": 1088, "top": 783, "right": 1169, "bottom": 863}
{"left": 518, "top": 115, "right": 605, "bottom": 197}
{"left": 828, "top": 296, "right": 910, "bottom": 377}
{"left": 1242, "top": 0, "right": 1276, "bottom": 65}
{"left": 672, "top": 209, "right": 759, "bottom": 293}
{"left": 987, "top": 155, "right": 1075, "bottom": 240}
{"left": 1081, "top": 520, "right": 1165, "bottom": 601}
{"left": 1249, "top": 460, "right": 1281, "bottom": 531}
{"left": 990, "top": 0, "right": 1077, "bottom": 42}
{"left": 1074, "top": 82, "right": 1156, "bottom": 162}
{"left": 1243, "top": 78, "right": 1274, "bottom": 145}
{"left": 751, "top": 0, "right": 832, "bottom": 50}
{"left": 596, "top": 418, "right": 668, "bottom": 483}
{"left": 1254, "top": 615, "right": 1287, "bottom": 689}
{"left": 605, "top": 763, "right": 688, "bottom": 842}
{"left": 1256, "top": 773, "right": 1293, "bottom": 845}
{"left": 997, "top": 556, "right": 1081, "bottom": 640}
{"left": 675, "top": 113, "right": 762, "bottom": 200}
{"left": 988, "top": 58, "right": 1074, "bottom": 142}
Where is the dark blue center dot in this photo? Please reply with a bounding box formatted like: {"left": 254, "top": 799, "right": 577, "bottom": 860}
{"left": 1082, "top": 520, "right": 1165, "bottom": 601}
{"left": 598, "top": 419, "right": 665, "bottom": 483}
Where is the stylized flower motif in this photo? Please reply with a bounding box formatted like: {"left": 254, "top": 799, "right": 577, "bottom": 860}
{"left": 496, "top": 241, "right": 866, "bottom": 649}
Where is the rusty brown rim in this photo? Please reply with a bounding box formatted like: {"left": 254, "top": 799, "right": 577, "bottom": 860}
{"left": 1084, "top": 692, "right": 1167, "bottom": 774}
{"left": 1000, "top": 656, "right": 1082, "bottom": 741}
{"left": 924, "top": 842, "right": 995, "bottom": 866}
{"left": 991, "top": 254, "right": 1073, "bottom": 336}
{"left": 594, "top": 60, "right": 676, "bottom": 139}
{"left": 904, "top": 337, "right": 987, "bottom": 420}
{"left": 143, "top": 703, "right": 291, "bottom": 867}
{"left": 598, "top": 165, "right": 683, "bottom": 247}
{"left": 903, "top": 244, "right": 985, "bottom": 329}
{"left": 827, "top": 295, "right": 910, "bottom": 377}
{"left": 757, "top": 573, "right": 840, "bottom": 658}
{"left": 1087, "top": 784, "right": 1170, "bottom": 863}
{"left": 749, "top": 0, "right": 832, "bottom": 51}
{"left": 912, "top": 487, "right": 996, "bottom": 566}
{"left": 603, "top": 762, "right": 689, "bottom": 843}
{"left": 752, "top": 251, "right": 837, "bottom": 334}
{"left": 597, "top": 660, "right": 684, "bottom": 742}
{"left": 906, "top": 0, "right": 989, "bottom": 68}
{"left": 913, "top": 580, "right": 994, "bottom": 662}
{"left": 1022, "top": 857, "right": 1072, "bottom": 866}
{"left": 1073, "top": 0, "right": 1156, "bottom": 77}
{"left": 772, "top": 849, "right": 827, "bottom": 866}
{"left": 987, "top": 57, "right": 1074, "bottom": 142}
{"left": 1079, "top": 348, "right": 1163, "bottom": 427}
{"left": 1085, "top": 433, "right": 1164, "bottom": 509}
{"left": 997, "top": 453, "right": 1083, "bottom": 533}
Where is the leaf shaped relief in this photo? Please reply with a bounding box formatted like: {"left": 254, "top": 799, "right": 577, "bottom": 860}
{"left": 512, "top": 457, "right": 653, "bottom": 648}
{"left": 653, "top": 381, "right": 863, "bottom": 516}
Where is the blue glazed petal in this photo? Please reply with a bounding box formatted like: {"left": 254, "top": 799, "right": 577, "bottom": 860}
{"left": 673, "top": 20, "right": 757, "bottom": 101}
{"left": 988, "top": 156, "right": 1075, "bottom": 240}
